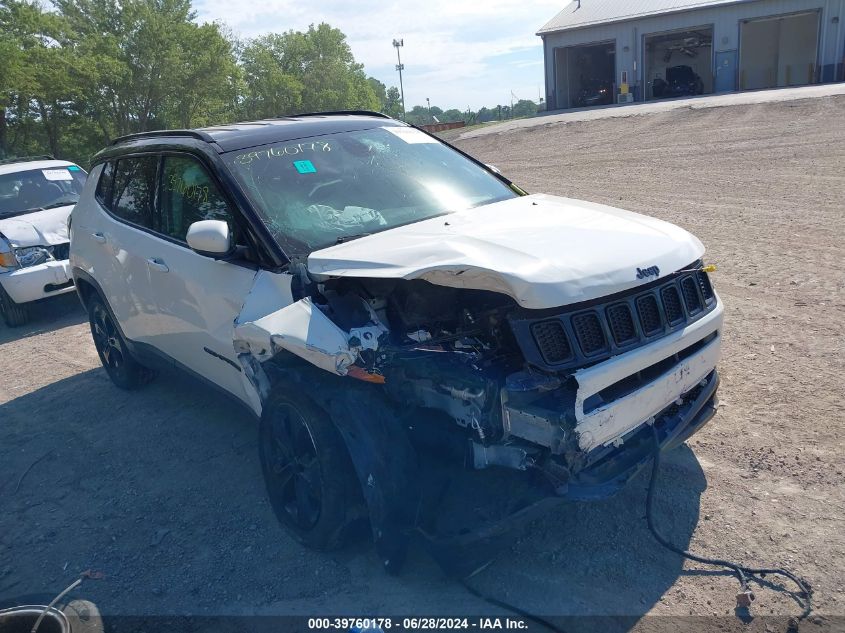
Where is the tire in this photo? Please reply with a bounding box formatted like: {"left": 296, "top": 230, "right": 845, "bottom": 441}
{"left": 259, "top": 389, "right": 363, "bottom": 550}
{"left": 0, "top": 283, "right": 29, "bottom": 327}
{"left": 88, "top": 296, "right": 156, "bottom": 389}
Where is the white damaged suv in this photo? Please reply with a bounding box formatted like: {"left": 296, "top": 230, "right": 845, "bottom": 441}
{"left": 0, "top": 156, "right": 87, "bottom": 326}
{"left": 70, "top": 112, "right": 723, "bottom": 572}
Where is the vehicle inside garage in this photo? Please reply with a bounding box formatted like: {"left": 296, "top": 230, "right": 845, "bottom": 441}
{"left": 644, "top": 27, "right": 713, "bottom": 101}
{"left": 554, "top": 41, "right": 616, "bottom": 109}
{"left": 740, "top": 11, "right": 821, "bottom": 90}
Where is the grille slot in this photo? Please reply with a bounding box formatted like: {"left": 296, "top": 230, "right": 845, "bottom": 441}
{"left": 681, "top": 276, "right": 702, "bottom": 314}
{"left": 531, "top": 320, "right": 573, "bottom": 364}
{"left": 606, "top": 303, "right": 637, "bottom": 345}
{"left": 661, "top": 286, "right": 684, "bottom": 324}
{"left": 572, "top": 312, "right": 607, "bottom": 355}
{"left": 697, "top": 270, "right": 714, "bottom": 301}
{"left": 636, "top": 294, "right": 663, "bottom": 336}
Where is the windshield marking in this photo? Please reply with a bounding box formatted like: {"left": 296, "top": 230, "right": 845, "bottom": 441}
{"left": 234, "top": 141, "right": 332, "bottom": 165}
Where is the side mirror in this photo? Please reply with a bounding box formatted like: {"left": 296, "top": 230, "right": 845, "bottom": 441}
{"left": 485, "top": 164, "right": 502, "bottom": 175}
{"left": 186, "top": 220, "right": 233, "bottom": 258}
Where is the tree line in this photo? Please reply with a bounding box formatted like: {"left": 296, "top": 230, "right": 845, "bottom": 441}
{"left": 0, "top": 0, "right": 384, "bottom": 165}
{"left": 0, "top": 0, "right": 540, "bottom": 166}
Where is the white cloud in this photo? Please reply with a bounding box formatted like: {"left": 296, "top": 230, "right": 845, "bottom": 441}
{"left": 194, "top": 0, "right": 561, "bottom": 109}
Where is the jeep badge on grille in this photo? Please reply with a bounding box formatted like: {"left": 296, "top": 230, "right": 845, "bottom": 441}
{"left": 636, "top": 266, "right": 660, "bottom": 280}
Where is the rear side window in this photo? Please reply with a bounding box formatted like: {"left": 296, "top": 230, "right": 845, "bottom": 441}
{"left": 95, "top": 162, "right": 114, "bottom": 206}
{"left": 111, "top": 157, "right": 158, "bottom": 229}
{"left": 159, "top": 155, "right": 235, "bottom": 242}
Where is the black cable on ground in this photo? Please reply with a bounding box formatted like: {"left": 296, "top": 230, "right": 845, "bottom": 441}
{"left": 646, "top": 426, "right": 813, "bottom": 620}
{"left": 458, "top": 577, "right": 567, "bottom": 633}
{"left": 456, "top": 426, "right": 812, "bottom": 630}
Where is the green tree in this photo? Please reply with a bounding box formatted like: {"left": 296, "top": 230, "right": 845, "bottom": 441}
{"left": 240, "top": 23, "right": 378, "bottom": 119}
{"left": 441, "top": 108, "right": 463, "bottom": 122}
{"left": 382, "top": 86, "right": 403, "bottom": 119}
{"left": 240, "top": 34, "right": 305, "bottom": 119}
{"left": 57, "top": 0, "right": 238, "bottom": 141}
{"left": 512, "top": 99, "right": 538, "bottom": 118}
{"left": 367, "top": 77, "right": 387, "bottom": 110}
{"left": 0, "top": 0, "right": 89, "bottom": 158}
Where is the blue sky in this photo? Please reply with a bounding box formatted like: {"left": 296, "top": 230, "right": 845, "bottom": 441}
{"left": 193, "top": 0, "right": 564, "bottom": 110}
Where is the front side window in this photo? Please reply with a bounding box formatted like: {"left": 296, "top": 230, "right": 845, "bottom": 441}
{"left": 111, "top": 156, "right": 158, "bottom": 229}
{"left": 0, "top": 165, "right": 87, "bottom": 218}
{"left": 159, "top": 155, "right": 235, "bottom": 242}
{"left": 223, "top": 126, "right": 517, "bottom": 254}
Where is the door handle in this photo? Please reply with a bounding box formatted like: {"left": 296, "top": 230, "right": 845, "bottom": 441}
{"left": 146, "top": 258, "right": 169, "bottom": 273}
{"left": 92, "top": 232, "right": 106, "bottom": 244}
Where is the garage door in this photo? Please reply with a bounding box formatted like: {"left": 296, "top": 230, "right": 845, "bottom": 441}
{"left": 644, "top": 27, "right": 714, "bottom": 101}
{"left": 740, "top": 11, "right": 820, "bottom": 90}
{"left": 554, "top": 41, "right": 616, "bottom": 109}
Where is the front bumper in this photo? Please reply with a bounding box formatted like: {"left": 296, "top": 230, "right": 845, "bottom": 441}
{"left": 564, "top": 367, "right": 719, "bottom": 500}
{"left": 423, "top": 370, "right": 719, "bottom": 575}
{"left": 0, "top": 260, "right": 74, "bottom": 304}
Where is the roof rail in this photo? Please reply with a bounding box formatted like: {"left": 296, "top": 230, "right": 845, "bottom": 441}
{"left": 0, "top": 155, "right": 56, "bottom": 165}
{"left": 110, "top": 129, "right": 217, "bottom": 146}
{"left": 285, "top": 110, "right": 393, "bottom": 120}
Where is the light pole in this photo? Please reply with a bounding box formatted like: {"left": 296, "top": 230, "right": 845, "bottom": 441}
{"left": 426, "top": 97, "right": 431, "bottom": 121}
{"left": 393, "top": 38, "right": 406, "bottom": 120}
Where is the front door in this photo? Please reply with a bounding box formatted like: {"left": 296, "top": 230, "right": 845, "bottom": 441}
{"left": 144, "top": 154, "right": 258, "bottom": 403}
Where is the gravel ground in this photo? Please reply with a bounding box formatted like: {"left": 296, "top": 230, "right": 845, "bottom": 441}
{"left": 1, "top": 94, "right": 843, "bottom": 632}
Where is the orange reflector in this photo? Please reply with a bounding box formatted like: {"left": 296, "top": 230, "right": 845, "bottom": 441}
{"left": 347, "top": 365, "right": 386, "bottom": 384}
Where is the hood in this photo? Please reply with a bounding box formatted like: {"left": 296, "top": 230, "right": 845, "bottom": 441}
{"left": 307, "top": 194, "right": 705, "bottom": 310}
{"left": 0, "top": 205, "right": 72, "bottom": 248}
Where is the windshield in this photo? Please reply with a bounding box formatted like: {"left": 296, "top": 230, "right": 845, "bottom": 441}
{"left": 0, "top": 166, "right": 87, "bottom": 217}
{"left": 224, "top": 126, "right": 518, "bottom": 254}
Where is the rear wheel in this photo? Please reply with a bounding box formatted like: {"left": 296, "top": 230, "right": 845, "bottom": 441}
{"left": 259, "top": 390, "right": 363, "bottom": 550}
{"left": 88, "top": 297, "right": 155, "bottom": 389}
{"left": 0, "top": 284, "right": 29, "bottom": 327}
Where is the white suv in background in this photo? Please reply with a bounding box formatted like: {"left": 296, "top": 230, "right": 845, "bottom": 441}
{"left": 69, "top": 113, "right": 722, "bottom": 573}
{"left": 0, "top": 156, "right": 87, "bottom": 326}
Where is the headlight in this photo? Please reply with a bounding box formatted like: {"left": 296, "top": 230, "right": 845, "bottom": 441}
{"left": 0, "top": 251, "right": 17, "bottom": 269}
{"left": 0, "top": 237, "right": 17, "bottom": 269}
{"left": 15, "top": 246, "right": 54, "bottom": 268}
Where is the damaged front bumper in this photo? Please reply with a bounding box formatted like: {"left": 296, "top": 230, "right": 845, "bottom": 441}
{"left": 1, "top": 259, "right": 74, "bottom": 304}
{"left": 562, "top": 367, "right": 719, "bottom": 500}
{"left": 424, "top": 369, "right": 719, "bottom": 575}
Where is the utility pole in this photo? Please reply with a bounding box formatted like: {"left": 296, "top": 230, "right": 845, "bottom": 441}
{"left": 393, "top": 39, "right": 406, "bottom": 119}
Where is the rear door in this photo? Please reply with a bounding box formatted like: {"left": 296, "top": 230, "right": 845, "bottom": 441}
{"left": 75, "top": 156, "right": 162, "bottom": 345}
{"left": 143, "top": 153, "right": 258, "bottom": 402}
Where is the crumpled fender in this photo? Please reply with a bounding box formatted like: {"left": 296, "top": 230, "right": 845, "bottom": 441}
{"left": 264, "top": 363, "right": 420, "bottom": 574}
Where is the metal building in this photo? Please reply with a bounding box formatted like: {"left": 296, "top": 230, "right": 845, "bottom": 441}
{"left": 538, "top": 0, "right": 845, "bottom": 109}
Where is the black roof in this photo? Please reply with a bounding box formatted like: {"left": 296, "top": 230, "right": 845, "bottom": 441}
{"left": 110, "top": 111, "right": 404, "bottom": 153}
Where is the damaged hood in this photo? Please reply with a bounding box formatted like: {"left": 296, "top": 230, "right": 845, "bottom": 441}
{"left": 0, "top": 205, "right": 72, "bottom": 248}
{"left": 307, "top": 194, "right": 705, "bottom": 309}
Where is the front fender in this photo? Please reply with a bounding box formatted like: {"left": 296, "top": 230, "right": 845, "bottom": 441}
{"left": 264, "top": 361, "right": 419, "bottom": 574}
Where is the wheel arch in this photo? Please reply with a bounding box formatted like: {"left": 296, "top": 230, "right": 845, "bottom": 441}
{"left": 71, "top": 267, "right": 101, "bottom": 311}
{"left": 262, "top": 357, "right": 421, "bottom": 573}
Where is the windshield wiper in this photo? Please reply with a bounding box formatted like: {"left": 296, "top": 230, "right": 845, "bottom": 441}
{"left": 335, "top": 233, "right": 371, "bottom": 244}
{"left": 42, "top": 200, "right": 78, "bottom": 210}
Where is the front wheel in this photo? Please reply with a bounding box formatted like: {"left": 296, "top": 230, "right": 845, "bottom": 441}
{"left": 88, "top": 296, "right": 155, "bottom": 389}
{"left": 259, "top": 390, "right": 363, "bottom": 550}
{"left": 0, "top": 284, "right": 29, "bottom": 327}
